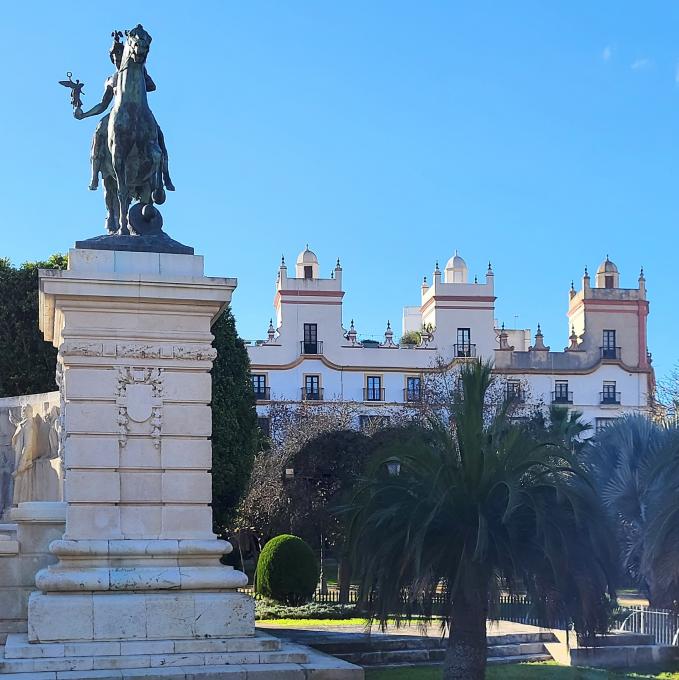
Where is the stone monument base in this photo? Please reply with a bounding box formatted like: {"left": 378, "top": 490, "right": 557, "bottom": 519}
{"left": 0, "top": 631, "right": 362, "bottom": 678}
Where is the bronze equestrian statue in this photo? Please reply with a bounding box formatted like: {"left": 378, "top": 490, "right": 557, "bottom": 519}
{"left": 64, "top": 26, "right": 175, "bottom": 237}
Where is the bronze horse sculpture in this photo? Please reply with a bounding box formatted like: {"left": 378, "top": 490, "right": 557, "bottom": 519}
{"left": 72, "top": 25, "right": 172, "bottom": 236}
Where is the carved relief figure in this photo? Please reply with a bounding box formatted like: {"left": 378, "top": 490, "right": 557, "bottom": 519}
{"left": 10, "top": 404, "right": 62, "bottom": 505}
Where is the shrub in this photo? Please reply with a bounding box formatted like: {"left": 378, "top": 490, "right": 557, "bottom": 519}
{"left": 255, "top": 534, "right": 319, "bottom": 605}
{"left": 255, "top": 600, "right": 358, "bottom": 620}
{"left": 400, "top": 330, "right": 421, "bottom": 346}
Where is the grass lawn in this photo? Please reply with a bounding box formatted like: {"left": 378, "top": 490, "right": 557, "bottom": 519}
{"left": 364, "top": 663, "right": 679, "bottom": 679}
{"left": 258, "top": 617, "right": 370, "bottom": 627}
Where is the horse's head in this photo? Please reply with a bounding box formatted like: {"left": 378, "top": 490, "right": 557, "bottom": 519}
{"left": 124, "top": 24, "right": 152, "bottom": 64}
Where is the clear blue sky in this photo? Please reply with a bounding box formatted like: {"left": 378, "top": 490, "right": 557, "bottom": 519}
{"left": 2, "top": 2, "right": 678, "bottom": 379}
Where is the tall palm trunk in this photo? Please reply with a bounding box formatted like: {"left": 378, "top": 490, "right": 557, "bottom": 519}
{"left": 443, "top": 592, "right": 488, "bottom": 680}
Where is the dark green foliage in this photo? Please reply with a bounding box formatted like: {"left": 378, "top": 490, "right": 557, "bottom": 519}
{"left": 255, "top": 534, "right": 320, "bottom": 605}
{"left": 0, "top": 255, "right": 67, "bottom": 397}
{"left": 400, "top": 330, "right": 421, "bottom": 345}
{"left": 211, "top": 307, "right": 259, "bottom": 530}
{"left": 585, "top": 415, "right": 679, "bottom": 608}
{"left": 255, "top": 600, "right": 357, "bottom": 620}
{"left": 287, "top": 429, "right": 371, "bottom": 546}
{"left": 348, "top": 360, "right": 618, "bottom": 680}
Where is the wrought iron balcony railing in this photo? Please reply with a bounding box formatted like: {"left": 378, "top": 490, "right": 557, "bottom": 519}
{"left": 300, "top": 340, "right": 323, "bottom": 355}
{"left": 551, "top": 390, "right": 573, "bottom": 404}
{"left": 364, "top": 387, "right": 386, "bottom": 402}
{"left": 600, "top": 391, "right": 621, "bottom": 405}
{"left": 301, "top": 387, "right": 324, "bottom": 401}
{"left": 253, "top": 386, "right": 271, "bottom": 401}
{"left": 403, "top": 388, "right": 422, "bottom": 403}
{"left": 454, "top": 343, "right": 476, "bottom": 358}
{"left": 505, "top": 385, "right": 526, "bottom": 402}
{"left": 600, "top": 346, "right": 621, "bottom": 360}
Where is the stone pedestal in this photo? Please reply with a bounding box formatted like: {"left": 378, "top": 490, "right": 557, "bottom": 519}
{"left": 32, "top": 249, "right": 249, "bottom": 643}
{"left": 0, "top": 248, "right": 362, "bottom": 678}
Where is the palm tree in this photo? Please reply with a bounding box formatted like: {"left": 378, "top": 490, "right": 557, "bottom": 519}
{"left": 585, "top": 415, "right": 679, "bottom": 608}
{"left": 545, "top": 405, "right": 591, "bottom": 451}
{"left": 347, "top": 360, "right": 617, "bottom": 680}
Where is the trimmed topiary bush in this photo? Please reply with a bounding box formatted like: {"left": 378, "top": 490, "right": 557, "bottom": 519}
{"left": 255, "top": 534, "right": 319, "bottom": 606}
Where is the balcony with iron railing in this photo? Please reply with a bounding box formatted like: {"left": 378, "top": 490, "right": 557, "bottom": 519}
{"left": 600, "top": 391, "right": 621, "bottom": 405}
{"left": 403, "top": 388, "right": 422, "bottom": 403}
{"left": 551, "top": 390, "right": 573, "bottom": 404}
{"left": 301, "top": 387, "right": 324, "bottom": 401}
{"left": 253, "top": 386, "right": 271, "bottom": 401}
{"left": 600, "top": 346, "right": 622, "bottom": 360}
{"left": 300, "top": 340, "right": 324, "bottom": 355}
{"left": 505, "top": 385, "right": 526, "bottom": 403}
{"left": 364, "top": 387, "right": 386, "bottom": 402}
{"left": 454, "top": 343, "right": 476, "bottom": 358}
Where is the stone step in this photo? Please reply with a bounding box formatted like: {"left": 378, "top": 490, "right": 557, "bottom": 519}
{"left": 487, "top": 642, "right": 549, "bottom": 657}
{"left": 376, "top": 654, "right": 554, "bottom": 671}
{"left": 0, "top": 642, "right": 363, "bottom": 678}
{"left": 0, "top": 656, "right": 362, "bottom": 680}
{"left": 487, "top": 653, "right": 553, "bottom": 665}
{"left": 333, "top": 642, "right": 550, "bottom": 666}
{"left": 4, "top": 632, "right": 283, "bottom": 659}
{"left": 0, "top": 645, "right": 311, "bottom": 674}
{"left": 308, "top": 630, "right": 556, "bottom": 655}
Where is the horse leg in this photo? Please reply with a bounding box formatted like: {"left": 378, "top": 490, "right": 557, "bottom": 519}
{"left": 113, "top": 153, "right": 131, "bottom": 235}
{"left": 103, "top": 176, "right": 119, "bottom": 233}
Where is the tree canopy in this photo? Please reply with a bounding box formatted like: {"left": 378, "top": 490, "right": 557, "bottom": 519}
{"left": 211, "top": 306, "right": 259, "bottom": 530}
{"left": 0, "top": 255, "right": 67, "bottom": 397}
{"left": 347, "top": 360, "right": 617, "bottom": 680}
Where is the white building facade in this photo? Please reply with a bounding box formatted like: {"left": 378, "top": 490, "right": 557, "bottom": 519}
{"left": 247, "top": 247, "right": 653, "bottom": 433}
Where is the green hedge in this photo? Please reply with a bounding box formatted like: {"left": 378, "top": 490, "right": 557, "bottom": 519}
{"left": 255, "top": 600, "right": 358, "bottom": 620}
{"left": 255, "top": 534, "right": 319, "bottom": 606}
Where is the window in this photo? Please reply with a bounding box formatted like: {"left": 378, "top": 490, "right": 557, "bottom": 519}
{"left": 304, "top": 265, "right": 313, "bottom": 279}
{"left": 455, "top": 328, "right": 474, "bottom": 357}
{"left": 602, "top": 330, "right": 617, "bottom": 359}
{"left": 257, "top": 416, "right": 271, "bottom": 437}
{"left": 605, "top": 275, "right": 614, "bottom": 289}
{"left": 506, "top": 380, "right": 523, "bottom": 401}
{"left": 365, "top": 376, "right": 383, "bottom": 401}
{"left": 553, "top": 380, "right": 571, "bottom": 403}
{"left": 359, "top": 415, "right": 390, "bottom": 431}
{"left": 405, "top": 376, "right": 421, "bottom": 402}
{"left": 251, "top": 374, "right": 268, "bottom": 400}
{"left": 304, "top": 375, "right": 321, "bottom": 400}
{"left": 302, "top": 323, "right": 319, "bottom": 354}
{"left": 596, "top": 417, "right": 616, "bottom": 432}
{"left": 601, "top": 381, "right": 620, "bottom": 404}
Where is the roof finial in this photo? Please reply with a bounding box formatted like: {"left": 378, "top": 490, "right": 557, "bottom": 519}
{"left": 281, "top": 254, "right": 286, "bottom": 266}
{"left": 570, "top": 280, "right": 574, "bottom": 290}
{"left": 639, "top": 266, "right": 645, "bottom": 279}
{"left": 584, "top": 265, "right": 589, "bottom": 276}
{"left": 306, "top": 243, "right": 310, "bottom": 251}
{"left": 336, "top": 257, "right": 341, "bottom": 269}
{"left": 474, "top": 275, "right": 478, "bottom": 284}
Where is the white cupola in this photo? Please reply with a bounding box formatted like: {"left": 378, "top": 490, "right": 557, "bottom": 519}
{"left": 444, "top": 250, "right": 468, "bottom": 283}
{"left": 595, "top": 256, "right": 619, "bottom": 289}
{"left": 295, "top": 245, "right": 320, "bottom": 279}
